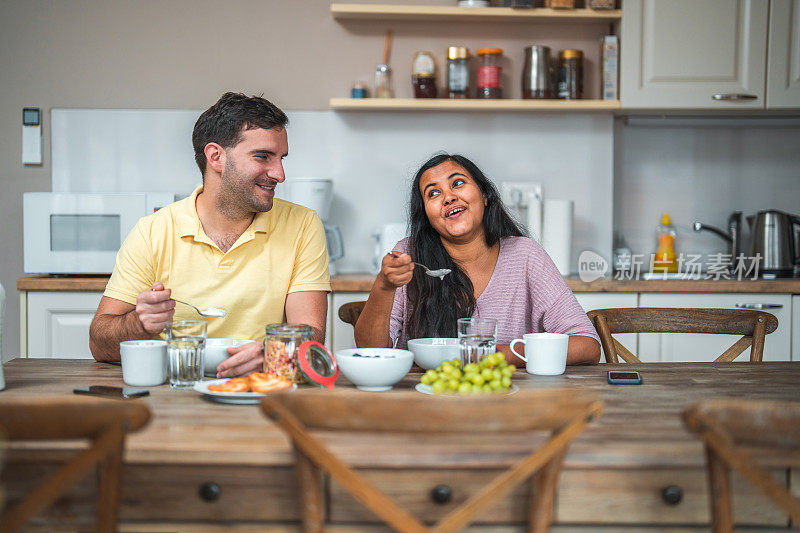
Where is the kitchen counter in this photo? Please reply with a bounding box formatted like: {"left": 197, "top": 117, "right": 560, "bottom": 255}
{"left": 2, "top": 359, "right": 800, "bottom": 530}
{"left": 18, "top": 274, "right": 800, "bottom": 293}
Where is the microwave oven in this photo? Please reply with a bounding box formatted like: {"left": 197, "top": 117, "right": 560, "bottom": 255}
{"left": 23, "top": 192, "right": 175, "bottom": 274}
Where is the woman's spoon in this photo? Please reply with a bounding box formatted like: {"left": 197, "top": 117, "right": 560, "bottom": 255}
{"left": 172, "top": 298, "right": 228, "bottom": 318}
{"left": 389, "top": 252, "right": 451, "bottom": 280}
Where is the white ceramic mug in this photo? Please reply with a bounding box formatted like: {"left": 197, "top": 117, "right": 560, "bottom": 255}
{"left": 120, "top": 340, "right": 168, "bottom": 387}
{"left": 509, "top": 333, "right": 569, "bottom": 375}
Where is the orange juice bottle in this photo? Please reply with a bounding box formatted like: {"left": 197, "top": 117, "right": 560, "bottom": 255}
{"left": 652, "top": 213, "right": 678, "bottom": 273}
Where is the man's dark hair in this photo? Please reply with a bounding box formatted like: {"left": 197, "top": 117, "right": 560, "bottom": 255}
{"left": 192, "top": 92, "right": 288, "bottom": 177}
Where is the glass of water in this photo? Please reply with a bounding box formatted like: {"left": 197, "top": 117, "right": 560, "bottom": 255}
{"left": 166, "top": 320, "right": 207, "bottom": 389}
{"left": 458, "top": 318, "right": 498, "bottom": 366}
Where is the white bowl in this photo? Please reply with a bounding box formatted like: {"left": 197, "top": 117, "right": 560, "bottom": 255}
{"left": 335, "top": 348, "right": 414, "bottom": 391}
{"left": 407, "top": 338, "right": 460, "bottom": 370}
{"left": 204, "top": 338, "right": 254, "bottom": 376}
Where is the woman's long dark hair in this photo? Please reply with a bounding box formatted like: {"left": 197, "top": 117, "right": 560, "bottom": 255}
{"left": 406, "top": 153, "right": 524, "bottom": 339}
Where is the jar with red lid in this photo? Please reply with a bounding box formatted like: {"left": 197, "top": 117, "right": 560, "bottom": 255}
{"left": 476, "top": 48, "right": 503, "bottom": 99}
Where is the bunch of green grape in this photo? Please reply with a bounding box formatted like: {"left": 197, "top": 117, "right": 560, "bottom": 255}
{"left": 420, "top": 353, "right": 516, "bottom": 395}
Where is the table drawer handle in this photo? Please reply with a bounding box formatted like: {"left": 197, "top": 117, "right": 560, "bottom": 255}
{"left": 661, "top": 485, "right": 683, "bottom": 505}
{"left": 200, "top": 482, "right": 221, "bottom": 502}
{"left": 735, "top": 303, "right": 783, "bottom": 310}
{"left": 431, "top": 484, "right": 453, "bottom": 504}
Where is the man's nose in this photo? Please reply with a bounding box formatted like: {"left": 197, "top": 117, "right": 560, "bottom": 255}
{"left": 270, "top": 162, "right": 286, "bottom": 183}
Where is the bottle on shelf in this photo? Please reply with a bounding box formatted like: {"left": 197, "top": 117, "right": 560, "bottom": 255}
{"left": 652, "top": 213, "right": 678, "bottom": 273}
{"left": 476, "top": 47, "right": 503, "bottom": 99}
{"left": 447, "top": 47, "right": 470, "bottom": 99}
{"left": 412, "top": 51, "right": 437, "bottom": 98}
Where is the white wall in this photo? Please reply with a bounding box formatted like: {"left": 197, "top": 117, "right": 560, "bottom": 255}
{"left": 615, "top": 120, "right": 800, "bottom": 260}
{"left": 50, "top": 109, "right": 616, "bottom": 275}
{"left": 286, "top": 111, "right": 614, "bottom": 273}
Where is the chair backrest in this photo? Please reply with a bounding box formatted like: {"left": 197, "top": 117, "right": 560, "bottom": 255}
{"left": 338, "top": 300, "right": 366, "bottom": 328}
{"left": 683, "top": 399, "right": 800, "bottom": 529}
{"left": 263, "top": 389, "right": 602, "bottom": 533}
{"left": 266, "top": 388, "right": 599, "bottom": 434}
{"left": 587, "top": 308, "right": 778, "bottom": 363}
{"left": 0, "top": 396, "right": 150, "bottom": 532}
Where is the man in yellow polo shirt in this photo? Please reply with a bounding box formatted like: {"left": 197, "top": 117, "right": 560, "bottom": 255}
{"left": 89, "top": 93, "right": 330, "bottom": 377}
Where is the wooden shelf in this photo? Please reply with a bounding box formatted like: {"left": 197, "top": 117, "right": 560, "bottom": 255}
{"left": 330, "top": 3, "right": 621, "bottom": 22}
{"left": 329, "top": 97, "right": 621, "bottom": 112}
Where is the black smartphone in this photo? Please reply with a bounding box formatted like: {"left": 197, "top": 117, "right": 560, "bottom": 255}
{"left": 607, "top": 370, "right": 643, "bottom": 385}
{"left": 73, "top": 386, "right": 150, "bottom": 399}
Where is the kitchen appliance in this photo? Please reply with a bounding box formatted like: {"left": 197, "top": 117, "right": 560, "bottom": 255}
{"left": 747, "top": 210, "right": 800, "bottom": 277}
{"left": 278, "top": 178, "right": 344, "bottom": 275}
{"left": 23, "top": 192, "right": 175, "bottom": 274}
{"left": 693, "top": 211, "right": 742, "bottom": 272}
{"left": 373, "top": 223, "right": 408, "bottom": 273}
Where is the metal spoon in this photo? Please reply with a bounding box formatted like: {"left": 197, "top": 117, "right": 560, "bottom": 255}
{"left": 172, "top": 299, "right": 228, "bottom": 318}
{"left": 389, "top": 252, "right": 451, "bottom": 280}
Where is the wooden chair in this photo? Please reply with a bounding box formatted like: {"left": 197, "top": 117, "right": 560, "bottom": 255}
{"left": 683, "top": 399, "right": 800, "bottom": 532}
{"left": 337, "top": 300, "right": 366, "bottom": 328}
{"left": 0, "top": 396, "right": 151, "bottom": 533}
{"left": 587, "top": 308, "right": 778, "bottom": 363}
{"left": 262, "top": 388, "right": 602, "bottom": 533}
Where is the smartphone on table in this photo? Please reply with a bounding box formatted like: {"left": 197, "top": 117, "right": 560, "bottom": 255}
{"left": 73, "top": 386, "right": 150, "bottom": 399}
{"left": 607, "top": 370, "right": 643, "bottom": 385}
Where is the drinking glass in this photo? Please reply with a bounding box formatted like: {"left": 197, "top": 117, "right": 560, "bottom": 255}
{"left": 458, "top": 318, "right": 498, "bottom": 366}
{"left": 166, "top": 320, "right": 207, "bottom": 389}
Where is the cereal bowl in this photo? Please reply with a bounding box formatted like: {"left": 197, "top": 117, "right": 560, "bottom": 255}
{"left": 335, "top": 348, "right": 414, "bottom": 391}
{"left": 204, "top": 338, "right": 254, "bottom": 376}
{"left": 407, "top": 338, "right": 460, "bottom": 370}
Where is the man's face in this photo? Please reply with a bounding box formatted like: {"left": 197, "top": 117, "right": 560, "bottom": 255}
{"left": 218, "top": 126, "right": 288, "bottom": 214}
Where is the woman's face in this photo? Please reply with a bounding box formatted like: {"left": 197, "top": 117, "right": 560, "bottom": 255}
{"left": 418, "top": 160, "right": 487, "bottom": 243}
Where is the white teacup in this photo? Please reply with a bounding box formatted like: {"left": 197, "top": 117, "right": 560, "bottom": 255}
{"left": 509, "top": 333, "right": 569, "bottom": 376}
{"left": 120, "top": 340, "right": 168, "bottom": 387}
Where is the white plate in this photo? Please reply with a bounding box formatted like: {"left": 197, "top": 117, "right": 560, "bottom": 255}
{"left": 193, "top": 379, "right": 297, "bottom": 405}
{"left": 415, "top": 383, "right": 519, "bottom": 396}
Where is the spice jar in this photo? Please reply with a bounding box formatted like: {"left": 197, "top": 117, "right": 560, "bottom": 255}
{"left": 350, "top": 81, "right": 368, "bottom": 99}
{"left": 412, "top": 51, "right": 437, "bottom": 98}
{"left": 476, "top": 48, "right": 503, "bottom": 99}
{"left": 264, "top": 323, "right": 313, "bottom": 383}
{"left": 557, "top": 49, "right": 584, "bottom": 100}
{"left": 447, "top": 47, "right": 470, "bottom": 99}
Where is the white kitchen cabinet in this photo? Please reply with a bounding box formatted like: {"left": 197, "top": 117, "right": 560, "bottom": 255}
{"left": 26, "top": 292, "right": 102, "bottom": 359}
{"left": 767, "top": 0, "right": 800, "bottom": 107}
{"left": 331, "top": 292, "right": 369, "bottom": 353}
{"left": 638, "top": 293, "right": 792, "bottom": 362}
{"left": 574, "top": 292, "right": 639, "bottom": 362}
{"left": 621, "top": 0, "right": 769, "bottom": 109}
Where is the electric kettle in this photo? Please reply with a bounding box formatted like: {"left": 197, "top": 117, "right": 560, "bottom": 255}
{"left": 747, "top": 210, "right": 800, "bottom": 277}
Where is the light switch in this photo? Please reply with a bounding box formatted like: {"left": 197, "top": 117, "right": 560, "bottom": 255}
{"left": 22, "top": 107, "right": 42, "bottom": 165}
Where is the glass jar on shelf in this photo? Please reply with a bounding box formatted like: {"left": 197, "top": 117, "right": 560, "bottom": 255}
{"left": 476, "top": 47, "right": 503, "bottom": 99}
{"left": 447, "top": 46, "right": 470, "bottom": 99}
{"left": 412, "top": 51, "right": 438, "bottom": 98}
{"left": 374, "top": 64, "right": 393, "bottom": 99}
{"left": 557, "top": 49, "right": 584, "bottom": 100}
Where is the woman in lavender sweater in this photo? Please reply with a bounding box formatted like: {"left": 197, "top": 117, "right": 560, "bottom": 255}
{"left": 355, "top": 154, "right": 600, "bottom": 365}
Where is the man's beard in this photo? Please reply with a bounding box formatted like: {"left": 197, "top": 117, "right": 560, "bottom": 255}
{"left": 216, "top": 157, "right": 273, "bottom": 219}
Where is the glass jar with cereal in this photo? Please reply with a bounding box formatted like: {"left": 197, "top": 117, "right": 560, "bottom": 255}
{"left": 264, "top": 323, "right": 314, "bottom": 383}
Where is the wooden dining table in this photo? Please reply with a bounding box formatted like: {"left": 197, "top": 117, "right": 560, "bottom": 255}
{"left": 1, "top": 358, "right": 799, "bottom": 531}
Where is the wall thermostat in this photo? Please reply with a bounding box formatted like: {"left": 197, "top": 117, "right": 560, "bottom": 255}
{"left": 22, "top": 107, "right": 42, "bottom": 165}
